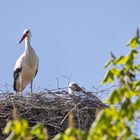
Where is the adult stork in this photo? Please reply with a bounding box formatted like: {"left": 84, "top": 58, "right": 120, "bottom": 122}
{"left": 13, "top": 29, "right": 39, "bottom": 94}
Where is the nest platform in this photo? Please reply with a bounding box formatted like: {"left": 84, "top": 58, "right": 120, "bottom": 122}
{"left": 0, "top": 89, "right": 109, "bottom": 138}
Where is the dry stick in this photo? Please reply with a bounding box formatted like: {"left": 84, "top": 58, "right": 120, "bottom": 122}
{"left": 59, "top": 73, "right": 72, "bottom": 83}
{"left": 56, "top": 77, "right": 60, "bottom": 89}
{"left": 44, "top": 87, "right": 67, "bottom": 92}
{"left": 8, "top": 96, "right": 15, "bottom": 108}
{"left": 60, "top": 102, "right": 81, "bottom": 125}
{"left": 7, "top": 96, "right": 19, "bottom": 120}
{"left": 46, "top": 122, "right": 63, "bottom": 130}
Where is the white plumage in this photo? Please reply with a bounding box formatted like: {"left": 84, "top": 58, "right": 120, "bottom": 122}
{"left": 13, "top": 29, "right": 39, "bottom": 94}
{"left": 68, "top": 82, "right": 84, "bottom": 94}
{"left": 68, "top": 82, "right": 109, "bottom": 109}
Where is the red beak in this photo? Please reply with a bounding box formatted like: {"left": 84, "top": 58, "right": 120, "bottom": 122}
{"left": 19, "top": 33, "right": 27, "bottom": 44}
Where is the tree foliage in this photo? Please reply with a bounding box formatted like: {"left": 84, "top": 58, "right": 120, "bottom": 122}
{"left": 3, "top": 118, "right": 48, "bottom": 140}
{"left": 91, "top": 29, "right": 140, "bottom": 140}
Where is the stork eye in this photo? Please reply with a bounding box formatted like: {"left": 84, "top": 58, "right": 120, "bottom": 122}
{"left": 26, "top": 31, "right": 29, "bottom": 34}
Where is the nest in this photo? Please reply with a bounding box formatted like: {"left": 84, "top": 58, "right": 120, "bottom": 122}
{"left": 0, "top": 89, "right": 109, "bottom": 139}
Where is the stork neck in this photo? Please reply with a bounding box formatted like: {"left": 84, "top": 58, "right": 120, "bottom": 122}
{"left": 25, "top": 38, "right": 31, "bottom": 52}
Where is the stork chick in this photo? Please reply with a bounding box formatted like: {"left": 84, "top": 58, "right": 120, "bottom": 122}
{"left": 68, "top": 82, "right": 85, "bottom": 94}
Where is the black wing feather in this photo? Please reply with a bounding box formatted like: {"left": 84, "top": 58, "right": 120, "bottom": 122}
{"left": 34, "top": 69, "right": 38, "bottom": 77}
{"left": 73, "top": 83, "right": 82, "bottom": 92}
{"left": 13, "top": 67, "right": 22, "bottom": 91}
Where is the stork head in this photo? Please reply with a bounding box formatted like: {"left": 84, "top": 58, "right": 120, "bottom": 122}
{"left": 68, "top": 82, "right": 82, "bottom": 94}
{"left": 19, "top": 29, "right": 32, "bottom": 44}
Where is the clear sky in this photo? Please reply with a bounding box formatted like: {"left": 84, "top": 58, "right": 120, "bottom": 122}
{"left": 0, "top": 0, "right": 140, "bottom": 92}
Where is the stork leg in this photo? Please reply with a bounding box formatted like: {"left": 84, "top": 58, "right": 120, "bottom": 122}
{"left": 16, "top": 91, "right": 19, "bottom": 96}
{"left": 30, "top": 80, "right": 33, "bottom": 95}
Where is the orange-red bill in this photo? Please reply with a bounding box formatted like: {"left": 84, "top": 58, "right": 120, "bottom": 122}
{"left": 19, "top": 33, "right": 27, "bottom": 44}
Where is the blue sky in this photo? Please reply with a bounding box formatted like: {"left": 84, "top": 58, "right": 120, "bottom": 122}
{"left": 0, "top": 0, "right": 140, "bottom": 92}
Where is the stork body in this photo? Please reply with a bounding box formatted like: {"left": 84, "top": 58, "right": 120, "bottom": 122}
{"left": 13, "top": 29, "right": 39, "bottom": 94}
{"left": 68, "top": 82, "right": 84, "bottom": 94}
{"left": 68, "top": 82, "right": 109, "bottom": 108}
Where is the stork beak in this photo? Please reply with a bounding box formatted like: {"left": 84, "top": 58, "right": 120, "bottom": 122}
{"left": 19, "top": 33, "right": 27, "bottom": 44}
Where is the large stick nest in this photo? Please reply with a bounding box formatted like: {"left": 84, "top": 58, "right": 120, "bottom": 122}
{"left": 0, "top": 88, "right": 109, "bottom": 139}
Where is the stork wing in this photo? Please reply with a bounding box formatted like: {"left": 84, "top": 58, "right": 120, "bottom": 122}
{"left": 13, "top": 67, "right": 22, "bottom": 91}
{"left": 13, "top": 54, "right": 25, "bottom": 91}
{"left": 72, "top": 83, "right": 83, "bottom": 92}
{"left": 34, "top": 69, "right": 38, "bottom": 77}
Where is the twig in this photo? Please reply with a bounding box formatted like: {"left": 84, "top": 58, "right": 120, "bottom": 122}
{"left": 60, "top": 102, "right": 82, "bottom": 125}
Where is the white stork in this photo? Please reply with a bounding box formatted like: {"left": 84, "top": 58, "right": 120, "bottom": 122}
{"left": 68, "top": 82, "right": 84, "bottom": 94}
{"left": 68, "top": 82, "right": 109, "bottom": 108}
{"left": 13, "top": 29, "right": 39, "bottom": 94}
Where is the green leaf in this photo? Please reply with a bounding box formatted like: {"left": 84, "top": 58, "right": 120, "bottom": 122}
{"left": 3, "top": 121, "right": 12, "bottom": 134}
{"left": 115, "top": 56, "right": 129, "bottom": 65}
{"left": 103, "top": 70, "right": 114, "bottom": 84}
{"left": 120, "top": 98, "right": 134, "bottom": 120}
{"left": 10, "top": 119, "right": 28, "bottom": 137}
{"left": 65, "top": 127, "right": 78, "bottom": 136}
{"left": 104, "top": 60, "right": 113, "bottom": 68}
{"left": 103, "top": 68, "right": 121, "bottom": 84}
{"left": 125, "top": 90, "right": 138, "bottom": 98}
{"left": 127, "top": 36, "right": 140, "bottom": 49}
{"left": 134, "top": 64, "right": 140, "bottom": 71}
{"left": 7, "top": 133, "right": 19, "bottom": 140}
{"left": 131, "top": 50, "right": 138, "bottom": 57}
{"left": 79, "top": 131, "right": 88, "bottom": 140}
{"left": 12, "top": 120, "right": 21, "bottom": 134}
{"left": 111, "top": 68, "right": 120, "bottom": 78}
{"left": 20, "top": 119, "right": 28, "bottom": 137}
{"left": 30, "top": 124, "right": 45, "bottom": 139}
{"left": 124, "top": 50, "right": 137, "bottom": 69}
{"left": 108, "top": 89, "right": 123, "bottom": 104}
{"left": 52, "top": 133, "right": 64, "bottom": 140}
